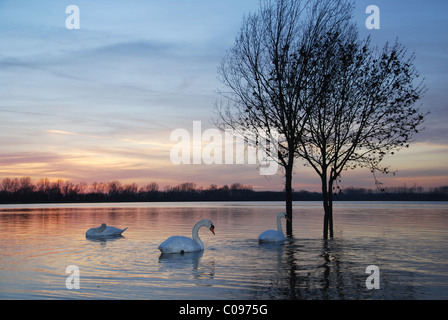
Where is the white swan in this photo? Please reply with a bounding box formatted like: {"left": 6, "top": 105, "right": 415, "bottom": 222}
{"left": 258, "top": 212, "right": 289, "bottom": 243}
{"left": 86, "top": 223, "right": 128, "bottom": 238}
{"left": 158, "top": 219, "right": 215, "bottom": 254}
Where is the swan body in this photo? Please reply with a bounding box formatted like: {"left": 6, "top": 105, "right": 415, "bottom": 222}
{"left": 158, "top": 219, "right": 215, "bottom": 254}
{"left": 258, "top": 212, "right": 288, "bottom": 243}
{"left": 86, "top": 223, "right": 128, "bottom": 238}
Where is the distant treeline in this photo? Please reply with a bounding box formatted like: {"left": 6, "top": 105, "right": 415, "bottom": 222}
{"left": 0, "top": 177, "right": 447, "bottom": 204}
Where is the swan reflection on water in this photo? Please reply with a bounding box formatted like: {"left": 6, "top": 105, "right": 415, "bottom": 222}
{"left": 86, "top": 234, "right": 125, "bottom": 242}
{"left": 85, "top": 234, "right": 126, "bottom": 248}
{"left": 158, "top": 250, "right": 216, "bottom": 284}
{"left": 159, "top": 250, "right": 204, "bottom": 262}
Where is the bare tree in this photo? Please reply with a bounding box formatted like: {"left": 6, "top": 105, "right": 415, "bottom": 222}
{"left": 218, "top": 0, "right": 427, "bottom": 238}
{"left": 123, "top": 183, "right": 139, "bottom": 194}
{"left": 216, "top": 0, "right": 353, "bottom": 236}
{"left": 142, "top": 182, "right": 159, "bottom": 193}
{"left": 1, "top": 177, "right": 19, "bottom": 193}
{"left": 294, "top": 16, "right": 427, "bottom": 238}
{"left": 18, "top": 176, "right": 34, "bottom": 194}
{"left": 91, "top": 181, "right": 108, "bottom": 194}
{"left": 108, "top": 180, "right": 123, "bottom": 196}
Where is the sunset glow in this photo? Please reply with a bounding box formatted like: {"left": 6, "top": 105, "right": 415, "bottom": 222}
{"left": 0, "top": 0, "right": 447, "bottom": 192}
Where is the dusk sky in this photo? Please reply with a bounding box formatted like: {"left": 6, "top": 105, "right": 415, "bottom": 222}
{"left": 0, "top": 0, "right": 447, "bottom": 192}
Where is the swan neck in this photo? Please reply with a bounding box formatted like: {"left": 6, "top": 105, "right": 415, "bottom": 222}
{"left": 192, "top": 220, "right": 207, "bottom": 249}
{"left": 277, "top": 213, "right": 284, "bottom": 235}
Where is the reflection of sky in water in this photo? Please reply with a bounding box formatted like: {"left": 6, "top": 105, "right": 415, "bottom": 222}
{"left": 1, "top": 201, "right": 448, "bottom": 299}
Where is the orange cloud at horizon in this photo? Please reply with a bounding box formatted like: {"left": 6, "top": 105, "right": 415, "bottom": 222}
{"left": 0, "top": 140, "right": 447, "bottom": 193}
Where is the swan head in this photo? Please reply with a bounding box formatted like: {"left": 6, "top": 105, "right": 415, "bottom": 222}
{"left": 279, "top": 212, "right": 291, "bottom": 222}
{"left": 99, "top": 223, "right": 107, "bottom": 232}
{"left": 202, "top": 219, "right": 215, "bottom": 235}
{"left": 199, "top": 219, "right": 215, "bottom": 235}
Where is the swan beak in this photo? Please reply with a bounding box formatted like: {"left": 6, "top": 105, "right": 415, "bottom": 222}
{"left": 285, "top": 215, "right": 291, "bottom": 222}
{"left": 210, "top": 225, "right": 215, "bottom": 235}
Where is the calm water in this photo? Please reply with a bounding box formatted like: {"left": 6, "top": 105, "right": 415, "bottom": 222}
{"left": 1, "top": 201, "right": 447, "bottom": 300}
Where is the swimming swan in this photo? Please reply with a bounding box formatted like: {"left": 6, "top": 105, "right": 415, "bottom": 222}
{"left": 258, "top": 212, "right": 289, "bottom": 243}
{"left": 158, "top": 219, "right": 215, "bottom": 254}
{"left": 86, "top": 223, "right": 128, "bottom": 238}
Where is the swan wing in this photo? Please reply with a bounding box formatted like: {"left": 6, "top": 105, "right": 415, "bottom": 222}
{"left": 86, "top": 226, "right": 127, "bottom": 238}
{"left": 158, "top": 236, "right": 202, "bottom": 253}
{"left": 104, "top": 226, "right": 128, "bottom": 235}
{"left": 258, "top": 230, "right": 286, "bottom": 243}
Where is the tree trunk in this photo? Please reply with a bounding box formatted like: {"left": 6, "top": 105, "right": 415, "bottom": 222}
{"left": 322, "top": 200, "right": 334, "bottom": 239}
{"left": 285, "top": 164, "right": 293, "bottom": 238}
{"left": 321, "top": 174, "right": 327, "bottom": 238}
{"left": 322, "top": 175, "right": 334, "bottom": 239}
{"left": 328, "top": 178, "right": 334, "bottom": 238}
{"left": 328, "top": 204, "right": 334, "bottom": 238}
{"left": 322, "top": 194, "right": 330, "bottom": 239}
{"left": 320, "top": 172, "right": 331, "bottom": 239}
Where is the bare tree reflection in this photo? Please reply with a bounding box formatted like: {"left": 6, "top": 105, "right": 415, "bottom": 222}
{"left": 249, "top": 238, "right": 419, "bottom": 299}
{"left": 158, "top": 251, "right": 215, "bottom": 286}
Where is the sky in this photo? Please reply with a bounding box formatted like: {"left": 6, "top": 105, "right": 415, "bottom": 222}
{"left": 0, "top": 0, "right": 447, "bottom": 192}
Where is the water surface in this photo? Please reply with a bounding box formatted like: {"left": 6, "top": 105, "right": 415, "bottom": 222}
{"left": 1, "top": 201, "right": 447, "bottom": 299}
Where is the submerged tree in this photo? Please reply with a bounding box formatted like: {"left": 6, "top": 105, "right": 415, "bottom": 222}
{"left": 216, "top": 0, "right": 353, "bottom": 236}
{"left": 217, "top": 0, "right": 427, "bottom": 238}
{"left": 294, "top": 10, "right": 427, "bottom": 238}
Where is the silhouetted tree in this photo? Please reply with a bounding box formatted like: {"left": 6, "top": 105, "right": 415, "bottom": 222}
{"left": 142, "top": 182, "right": 159, "bottom": 193}
{"left": 18, "top": 176, "right": 34, "bottom": 195}
{"left": 216, "top": 0, "right": 354, "bottom": 236}
{"left": 217, "top": 0, "right": 427, "bottom": 238}
{"left": 294, "top": 8, "right": 427, "bottom": 238}
{"left": 1, "top": 176, "right": 447, "bottom": 203}
{"left": 108, "top": 180, "right": 123, "bottom": 197}
{"left": 91, "top": 181, "right": 107, "bottom": 194}
{"left": 2, "top": 177, "right": 20, "bottom": 193}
